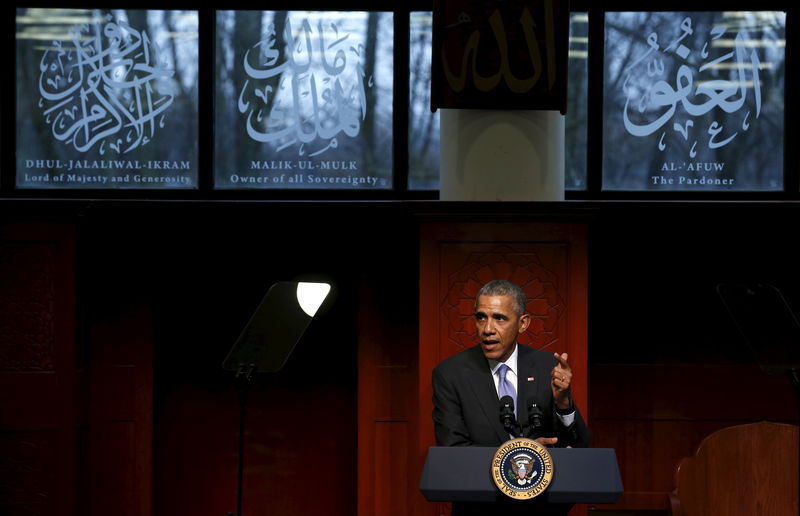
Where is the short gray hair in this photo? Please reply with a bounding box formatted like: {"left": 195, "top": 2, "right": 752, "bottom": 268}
{"left": 475, "top": 280, "right": 527, "bottom": 316}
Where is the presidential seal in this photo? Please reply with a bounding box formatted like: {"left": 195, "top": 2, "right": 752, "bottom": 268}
{"left": 491, "top": 438, "right": 554, "bottom": 500}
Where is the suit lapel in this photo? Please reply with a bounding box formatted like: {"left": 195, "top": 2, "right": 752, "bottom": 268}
{"left": 463, "top": 346, "right": 509, "bottom": 443}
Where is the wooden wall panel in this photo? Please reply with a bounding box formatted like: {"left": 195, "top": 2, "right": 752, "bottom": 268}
{"left": 88, "top": 312, "right": 153, "bottom": 516}
{"left": 0, "top": 223, "right": 77, "bottom": 516}
{"left": 157, "top": 382, "right": 356, "bottom": 516}
{"left": 0, "top": 432, "right": 59, "bottom": 515}
{"left": 358, "top": 281, "right": 418, "bottom": 516}
{"left": 155, "top": 387, "right": 243, "bottom": 516}
{"left": 374, "top": 422, "right": 411, "bottom": 516}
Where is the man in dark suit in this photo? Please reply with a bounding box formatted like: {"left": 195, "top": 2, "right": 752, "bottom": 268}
{"left": 431, "top": 280, "right": 590, "bottom": 515}
{"left": 432, "top": 279, "right": 590, "bottom": 448}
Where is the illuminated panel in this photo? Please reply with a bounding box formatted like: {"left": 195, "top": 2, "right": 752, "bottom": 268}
{"left": 214, "top": 10, "right": 394, "bottom": 190}
{"left": 408, "top": 11, "right": 438, "bottom": 190}
{"left": 16, "top": 8, "right": 199, "bottom": 189}
{"left": 566, "top": 12, "right": 588, "bottom": 191}
{"left": 603, "top": 12, "right": 785, "bottom": 191}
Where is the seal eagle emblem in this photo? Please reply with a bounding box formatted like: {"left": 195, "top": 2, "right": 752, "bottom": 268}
{"left": 491, "top": 437, "right": 554, "bottom": 499}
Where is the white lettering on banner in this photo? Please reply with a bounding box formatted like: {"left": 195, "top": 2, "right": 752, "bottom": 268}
{"left": 37, "top": 14, "right": 175, "bottom": 154}
{"left": 620, "top": 16, "right": 762, "bottom": 158}
{"left": 237, "top": 16, "right": 371, "bottom": 157}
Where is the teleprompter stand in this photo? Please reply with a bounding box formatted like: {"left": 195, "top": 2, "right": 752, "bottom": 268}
{"left": 717, "top": 282, "right": 800, "bottom": 415}
{"left": 221, "top": 282, "right": 325, "bottom": 516}
{"left": 717, "top": 282, "right": 800, "bottom": 501}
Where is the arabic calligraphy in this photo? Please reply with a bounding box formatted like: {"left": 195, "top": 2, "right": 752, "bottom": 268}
{"left": 621, "top": 16, "right": 762, "bottom": 158}
{"left": 37, "top": 14, "right": 175, "bottom": 154}
{"left": 441, "top": 1, "right": 557, "bottom": 94}
{"left": 238, "top": 17, "right": 370, "bottom": 157}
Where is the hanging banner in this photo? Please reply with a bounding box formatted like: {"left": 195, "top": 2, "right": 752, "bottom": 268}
{"left": 431, "top": 0, "right": 569, "bottom": 112}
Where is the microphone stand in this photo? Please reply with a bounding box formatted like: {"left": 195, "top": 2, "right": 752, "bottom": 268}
{"left": 525, "top": 403, "right": 544, "bottom": 440}
{"left": 228, "top": 364, "right": 256, "bottom": 516}
{"left": 499, "top": 397, "right": 522, "bottom": 438}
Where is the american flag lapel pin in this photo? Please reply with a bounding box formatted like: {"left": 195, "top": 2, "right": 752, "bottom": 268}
{"left": 527, "top": 376, "right": 535, "bottom": 382}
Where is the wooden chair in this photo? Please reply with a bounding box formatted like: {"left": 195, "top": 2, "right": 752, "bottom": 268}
{"left": 670, "top": 421, "right": 798, "bottom": 516}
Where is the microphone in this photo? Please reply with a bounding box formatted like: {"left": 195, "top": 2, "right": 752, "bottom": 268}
{"left": 499, "top": 395, "right": 520, "bottom": 438}
{"left": 525, "top": 402, "right": 544, "bottom": 439}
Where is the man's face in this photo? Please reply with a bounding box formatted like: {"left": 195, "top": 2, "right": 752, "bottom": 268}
{"left": 475, "top": 295, "right": 530, "bottom": 363}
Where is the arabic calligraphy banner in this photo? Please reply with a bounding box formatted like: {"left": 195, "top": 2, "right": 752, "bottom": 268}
{"left": 431, "top": 0, "right": 569, "bottom": 112}
{"left": 214, "top": 10, "right": 394, "bottom": 190}
{"left": 16, "top": 8, "right": 200, "bottom": 189}
{"left": 603, "top": 11, "right": 785, "bottom": 191}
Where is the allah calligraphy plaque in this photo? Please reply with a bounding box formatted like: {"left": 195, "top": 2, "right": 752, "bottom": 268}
{"left": 431, "top": 0, "right": 569, "bottom": 112}
{"left": 15, "top": 8, "right": 200, "bottom": 189}
{"left": 602, "top": 11, "right": 786, "bottom": 191}
{"left": 214, "top": 11, "right": 394, "bottom": 189}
